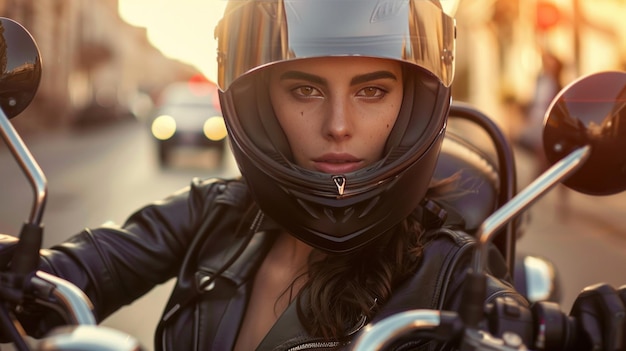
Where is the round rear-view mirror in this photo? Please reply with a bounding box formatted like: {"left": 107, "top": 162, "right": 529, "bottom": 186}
{"left": 543, "top": 71, "right": 626, "bottom": 195}
{"left": 0, "top": 17, "right": 42, "bottom": 119}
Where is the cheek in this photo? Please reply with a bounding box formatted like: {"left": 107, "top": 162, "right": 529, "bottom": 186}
{"left": 369, "top": 103, "right": 400, "bottom": 150}
{"left": 272, "top": 105, "right": 313, "bottom": 162}
{"left": 378, "top": 104, "right": 400, "bottom": 134}
{"left": 269, "top": 84, "right": 314, "bottom": 165}
{"left": 275, "top": 108, "right": 307, "bottom": 140}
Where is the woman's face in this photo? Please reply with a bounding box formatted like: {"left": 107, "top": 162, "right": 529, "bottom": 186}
{"left": 269, "top": 57, "right": 403, "bottom": 174}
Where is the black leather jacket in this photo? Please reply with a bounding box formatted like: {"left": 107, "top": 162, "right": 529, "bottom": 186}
{"left": 37, "top": 177, "right": 527, "bottom": 351}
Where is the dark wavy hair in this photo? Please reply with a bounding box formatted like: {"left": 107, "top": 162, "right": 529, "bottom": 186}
{"left": 291, "top": 175, "right": 461, "bottom": 340}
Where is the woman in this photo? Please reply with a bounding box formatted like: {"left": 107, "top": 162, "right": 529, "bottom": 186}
{"left": 14, "top": 0, "right": 626, "bottom": 350}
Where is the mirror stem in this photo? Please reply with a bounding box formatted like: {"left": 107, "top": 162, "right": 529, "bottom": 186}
{"left": 0, "top": 109, "right": 47, "bottom": 226}
{"left": 460, "top": 145, "right": 590, "bottom": 328}
{"left": 473, "top": 145, "right": 590, "bottom": 273}
{"left": 0, "top": 109, "right": 47, "bottom": 276}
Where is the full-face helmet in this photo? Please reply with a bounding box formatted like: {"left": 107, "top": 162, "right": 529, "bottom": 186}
{"left": 215, "top": 0, "right": 456, "bottom": 253}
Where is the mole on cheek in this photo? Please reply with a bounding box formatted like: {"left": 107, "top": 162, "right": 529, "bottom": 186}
{"left": 300, "top": 111, "right": 304, "bottom": 116}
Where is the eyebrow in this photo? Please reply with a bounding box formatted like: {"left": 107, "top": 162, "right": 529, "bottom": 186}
{"left": 278, "top": 70, "right": 398, "bottom": 86}
{"left": 350, "top": 71, "right": 399, "bottom": 85}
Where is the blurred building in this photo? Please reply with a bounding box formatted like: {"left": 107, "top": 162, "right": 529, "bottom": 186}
{"left": 454, "top": 0, "right": 626, "bottom": 134}
{"left": 0, "top": 0, "right": 200, "bottom": 132}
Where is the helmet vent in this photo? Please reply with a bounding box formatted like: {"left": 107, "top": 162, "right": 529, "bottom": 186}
{"left": 371, "top": 1, "right": 406, "bottom": 23}
{"left": 295, "top": 195, "right": 381, "bottom": 223}
{"left": 323, "top": 208, "right": 337, "bottom": 223}
{"left": 296, "top": 198, "right": 321, "bottom": 219}
{"left": 321, "top": 207, "right": 358, "bottom": 224}
{"left": 358, "top": 196, "right": 380, "bottom": 218}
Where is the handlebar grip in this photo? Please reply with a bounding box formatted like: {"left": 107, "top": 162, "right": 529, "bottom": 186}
{"left": 12, "top": 222, "right": 42, "bottom": 276}
{"left": 532, "top": 301, "right": 578, "bottom": 351}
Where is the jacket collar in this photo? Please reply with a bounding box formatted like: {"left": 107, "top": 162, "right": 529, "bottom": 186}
{"left": 255, "top": 290, "right": 365, "bottom": 351}
{"left": 197, "top": 210, "right": 281, "bottom": 287}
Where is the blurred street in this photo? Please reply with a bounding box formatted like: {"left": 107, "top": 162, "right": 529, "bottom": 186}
{"left": 0, "top": 120, "right": 625, "bottom": 350}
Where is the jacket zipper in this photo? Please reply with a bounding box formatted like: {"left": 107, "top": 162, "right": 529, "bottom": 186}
{"left": 284, "top": 314, "right": 367, "bottom": 350}
{"left": 287, "top": 341, "right": 340, "bottom": 350}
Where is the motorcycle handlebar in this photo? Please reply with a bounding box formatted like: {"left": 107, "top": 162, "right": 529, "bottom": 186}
{"left": 351, "top": 300, "right": 580, "bottom": 351}
{"left": 23, "top": 276, "right": 579, "bottom": 351}
{"left": 350, "top": 310, "right": 463, "bottom": 351}
{"left": 30, "top": 270, "right": 97, "bottom": 326}
{"left": 531, "top": 301, "right": 578, "bottom": 351}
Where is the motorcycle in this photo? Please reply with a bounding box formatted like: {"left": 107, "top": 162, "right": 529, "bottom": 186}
{"left": 0, "top": 15, "right": 622, "bottom": 351}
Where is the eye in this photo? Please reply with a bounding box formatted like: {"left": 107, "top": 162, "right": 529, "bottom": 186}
{"left": 292, "top": 86, "right": 322, "bottom": 98}
{"left": 357, "top": 87, "right": 386, "bottom": 98}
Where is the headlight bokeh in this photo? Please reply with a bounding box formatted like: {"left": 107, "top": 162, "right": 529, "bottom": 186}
{"left": 151, "top": 114, "right": 176, "bottom": 140}
{"left": 203, "top": 116, "right": 227, "bottom": 141}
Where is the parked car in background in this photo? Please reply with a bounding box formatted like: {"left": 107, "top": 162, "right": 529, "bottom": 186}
{"left": 150, "top": 80, "right": 227, "bottom": 167}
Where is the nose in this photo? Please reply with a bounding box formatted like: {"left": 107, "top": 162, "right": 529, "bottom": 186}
{"left": 323, "top": 98, "right": 353, "bottom": 141}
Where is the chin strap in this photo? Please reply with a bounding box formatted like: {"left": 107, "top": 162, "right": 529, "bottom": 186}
{"left": 420, "top": 197, "right": 471, "bottom": 233}
{"left": 419, "top": 198, "right": 448, "bottom": 230}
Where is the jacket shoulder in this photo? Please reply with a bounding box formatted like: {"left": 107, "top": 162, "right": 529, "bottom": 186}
{"left": 374, "top": 228, "right": 524, "bottom": 322}
{"left": 188, "top": 177, "right": 250, "bottom": 208}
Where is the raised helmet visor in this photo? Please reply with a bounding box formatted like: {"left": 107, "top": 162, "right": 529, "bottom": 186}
{"left": 215, "top": 0, "right": 456, "bottom": 91}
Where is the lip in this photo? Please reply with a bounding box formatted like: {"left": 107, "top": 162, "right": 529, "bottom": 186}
{"left": 312, "top": 153, "right": 364, "bottom": 174}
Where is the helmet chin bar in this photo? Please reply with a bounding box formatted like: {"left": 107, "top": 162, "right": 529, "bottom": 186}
{"left": 233, "top": 128, "right": 446, "bottom": 254}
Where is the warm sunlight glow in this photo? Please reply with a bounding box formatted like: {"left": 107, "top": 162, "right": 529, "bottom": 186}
{"left": 118, "top": 0, "right": 227, "bottom": 83}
